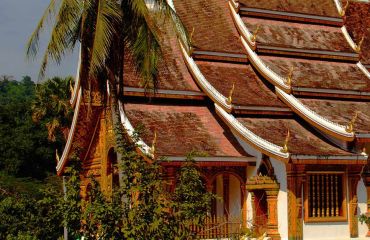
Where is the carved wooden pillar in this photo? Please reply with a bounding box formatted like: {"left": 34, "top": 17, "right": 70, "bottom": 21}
{"left": 265, "top": 189, "right": 280, "bottom": 240}
{"left": 287, "top": 164, "right": 304, "bottom": 240}
{"left": 241, "top": 183, "right": 247, "bottom": 228}
{"left": 348, "top": 172, "right": 360, "bottom": 238}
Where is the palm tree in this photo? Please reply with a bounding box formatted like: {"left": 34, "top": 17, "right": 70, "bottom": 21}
{"left": 32, "top": 76, "right": 73, "bottom": 142}
{"left": 26, "top": 0, "right": 190, "bottom": 95}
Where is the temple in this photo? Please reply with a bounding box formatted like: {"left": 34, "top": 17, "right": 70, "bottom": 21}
{"left": 58, "top": 0, "right": 370, "bottom": 239}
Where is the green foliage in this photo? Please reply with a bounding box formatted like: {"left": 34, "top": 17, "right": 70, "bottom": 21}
{"left": 32, "top": 76, "right": 73, "bottom": 142}
{"left": 0, "top": 76, "right": 64, "bottom": 178}
{"left": 172, "top": 153, "right": 215, "bottom": 238}
{"left": 359, "top": 213, "right": 370, "bottom": 225}
{"left": 0, "top": 172, "right": 63, "bottom": 239}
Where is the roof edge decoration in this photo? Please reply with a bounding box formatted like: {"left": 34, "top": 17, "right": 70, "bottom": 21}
{"left": 333, "top": 0, "right": 346, "bottom": 17}
{"left": 341, "top": 25, "right": 361, "bottom": 53}
{"left": 240, "top": 37, "right": 292, "bottom": 93}
{"left": 215, "top": 103, "right": 290, "bottom": 161}
{"left": 56, "top": 88, "right": 82, "bottom": 174}
{"left": 229, "top": 1, "right": 256, "bottom": 50}
{"left": 291, "top": 153, "right": 368, "bottom": 165}
{"left": 275, "top": 87, "right": 355, "bottom": 141}
{"left": 179, "top": 42, "right": 233, "bottom": 113}
{"left": 70, "top": 46, "right": 81, "bottom": 107}
{"left": 118, "top": 101, "right": 153, "bottom": 158}
{"left": 357, "top": 61, "right": 370, "bottom": 79}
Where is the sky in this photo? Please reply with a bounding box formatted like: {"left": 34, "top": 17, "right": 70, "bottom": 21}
{"left": 0, "top": 0, "right": 78, "bottom": 82}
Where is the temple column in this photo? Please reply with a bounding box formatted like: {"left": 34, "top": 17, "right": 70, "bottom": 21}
{"left": 241, "top": 183, "right": 247, "bottom": 228}
{"left": 266, "top": 189, "right": 280, "bottom": 240}
{"left": 287, "top": 164, "right": 304, "bottom": 240}
{"left": 223, "top": 174, "right": 230, "bottom": 217}
{"left": 348, "top": 171, "right": 361, "bottom": 238}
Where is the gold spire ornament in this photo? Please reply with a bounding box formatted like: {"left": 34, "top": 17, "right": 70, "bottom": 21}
{"left": 251, "top": 25, "right": 260, "bottom": 43}
{"left": 285, "top": 66, "right": 294, "bottom": 86}
{"left": 226, "top": 82, "right": 235, "bottom": 105}
{"left": 340, "top": 1, "right": 349, "bottom": 17}
{"left": 345, "top": 111, "right": 360, "bottom": 133}
{"left": 56, "top": 149, "right": 60, "bottom": 162}
{"left": 189, "top": 27, "right": 195, "bottom": 56}
{"left": 69, "top": 80, "right": 74, "bottom": 94}
{"left": 150, "top": 131, "right": 157, "bottom": 156}
{"left": 355, "top": 35, "right": 365, "bottom": 53}
{"left": 281, "top": 128, "right": 290, "bottom": 153}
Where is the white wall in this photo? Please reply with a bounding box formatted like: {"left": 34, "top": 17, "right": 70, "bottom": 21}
{"left": 229, "top": 175, "right": 242, "bottom": 217}
{"left": 270, "top": 158, "right": 289, "bottom": 240}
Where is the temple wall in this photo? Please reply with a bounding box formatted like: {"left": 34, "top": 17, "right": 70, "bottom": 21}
{"left": 270, "top": 157, "right": 288, "bottom": 240}
{"left": 229, "top": 175, "right": 241, "bottom": 217}
{"left": 358, "top": 178, "right": 368, "bottom": 238}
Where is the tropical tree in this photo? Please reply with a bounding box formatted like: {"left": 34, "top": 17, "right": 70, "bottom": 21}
{"left": 32, "top": 76, "right": 73, "bottom": 142}
{"left": 26, "top": 0, "right": 190, "bottom": 96}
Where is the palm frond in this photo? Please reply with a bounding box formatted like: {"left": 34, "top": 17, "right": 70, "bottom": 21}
{"left": 88, "top": 0, "right": 122, "bottom": 77}
{"left": 38, "top": 0, "right": 82, "bottom": 79}
{"left": 26, "top": 0, "right": 59, "bottom": 59}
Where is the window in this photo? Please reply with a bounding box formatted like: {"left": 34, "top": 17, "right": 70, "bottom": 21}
{"left": 305, "top": 172, "right": 347, "bottom": 222}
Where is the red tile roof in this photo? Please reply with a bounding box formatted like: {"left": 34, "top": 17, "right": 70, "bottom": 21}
{"left": 173, "top": 0, "right": 243, "bottom": 54}
{"left": 261, "top": 55, "right": 370, "bottom": 92}
{"left": 243, "top": 17, "right": 354, "bottom": 53}
{"left": 300, "top": 99, "right": 370, "bottom": 133}
{"left": 196, "top": 60, "right": 286, "bottom": 108}
{"left": 239, "top": 0, "right": 339, "bottom": 18}
{"left": 345, "top": 1, "right": 370, "bottom": 64}
{"left": 124, "top": 103, "right": 249, "bottom": 157}
{"left": 123, "top": 24, "right": 200, "bottom": 92}
{"left": 236, "top": 117, "right": 353, "bottom": 155}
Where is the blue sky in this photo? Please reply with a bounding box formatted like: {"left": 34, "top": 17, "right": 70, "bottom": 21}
{"left": 0, "top": 0, "right": 78, "bottom": 82}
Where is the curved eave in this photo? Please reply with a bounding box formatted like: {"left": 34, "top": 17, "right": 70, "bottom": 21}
{"left": 56, "top": 88, "right": 82, "bottom": 175}
{"left": 276, "top": 87, "right": 355, "bottom": 141}
{"left": 70, "top": 47, "right": 81, "bottom": 107}
{"left": 341, "top": 25, "right": 360, "bottom": 53}
{"left": 229, "top": 1, "right": 256, "bottom": 50}
{"left": 118, "top": 101, "right": 153, "bottom": 158}
{"left": 215, "top": 103, "right": 290, "bottom": 162}
{"left": 179, "top": 42, "right": 233, "bottom": 113}
{"left": 240, "top": 37, "right": 292, "bottom": 93}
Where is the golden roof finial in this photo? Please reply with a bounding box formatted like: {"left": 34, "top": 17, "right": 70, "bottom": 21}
{"left": 188, "top": 27, "right": 195, "bottom": 56}
{"left": 355, "top": 35, "right": 365, "bottom": 53}
{"left": 226, "top": 82, "right": 235, "bottom": 105}
{"left": 281, "top": 128, "right": 290, "bottom": 153}
{"left": 285, "top": 66, "right": 294, "bottom": 86}
{"left": 69, "top": 80, "right": 74, "bottom": 94}
{"left": 150, "top": 131, "right": 157, "bottom": 156}
{"left": 340, "top": 1, "right": 349, "bottom": 16}
{"left": 56, "top": 149, "right": 60, "bottom": 162}
{"left": 251, "top": 25, "right": 260, "bottom": 43}
{"left": 346, "top": 111, "right": 360, "bottom": 133}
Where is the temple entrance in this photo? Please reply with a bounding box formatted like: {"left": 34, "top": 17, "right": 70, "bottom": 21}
{"left": 253, "top": 190, "right": 268, "bottom": 235}
{"left": 246, "top": 159, "right": 281, "bottom": 239}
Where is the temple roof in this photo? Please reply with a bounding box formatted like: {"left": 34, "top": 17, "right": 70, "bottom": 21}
{"left": 196, "top": 60, "right": 286, "bottom": 109}
{"left": 238, "top": 0, "right": 340, "bottom": 18}
{"left": 124, "top": 103, "right": 249, "bottom": 158}
{"left": 261, "top": 55, "right": 370, "bottom": 93}
{"left": 243, "top": 17, "right": 356, "bottom": 58}
{"left": 173, "top": 0, "right": 243, "bottom": 54}
{"left": 236, "top": 117, "right": 352, "bottom": 156}
{"left": 58, "top": 0, "right": 370, "bottom": 174}
{"left": 301, "top": 99, "right": 370, "bottom": 134}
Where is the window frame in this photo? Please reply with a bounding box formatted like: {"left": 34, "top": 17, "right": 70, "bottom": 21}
{"left": 304, "top": 171, "right": 347, "bottom": 223}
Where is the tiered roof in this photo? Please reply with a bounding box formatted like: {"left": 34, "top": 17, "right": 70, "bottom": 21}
{"left": 58, "top": 0, "right": 370, "bottom": 174}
